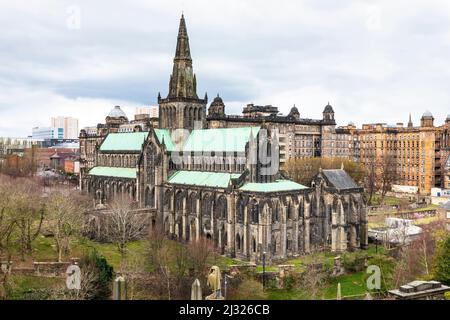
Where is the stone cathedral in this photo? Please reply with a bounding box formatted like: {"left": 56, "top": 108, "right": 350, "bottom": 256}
{"left": 80, "top": 15, "right": 368, "bottom": 262}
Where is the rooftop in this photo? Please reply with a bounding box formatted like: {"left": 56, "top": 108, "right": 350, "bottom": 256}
{"left": 168, "top": 170, "right": 242, "bottom": 188}
{"left": 99, "top": 132, "right": 149, "bottom": 152}
{"left": 182, "top": 127, "right": 261, "bottom": 153}
{"left": 107, "top": 106, "right": 127, "bottom": 118}
{"left": 154, "top": 128, "right": 175, "bottom": 151}
{"left": 322, "top": 169, "right": 360, "bottom": 190}
{"left": 88, "top": 166, "right": 136, "bottom": 179}
{"left": 239, "top": 179, "right": 308, "bottom": 193}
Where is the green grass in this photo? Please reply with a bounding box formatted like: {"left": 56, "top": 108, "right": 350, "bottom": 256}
{"left": 368, "top": 194, "right": 403, "bottom": 206}
{"left": 7, "top": 275, "right": 64, "bottom": 300}
{"left": 322, "top": 271, "right": 367, "bottom": 299}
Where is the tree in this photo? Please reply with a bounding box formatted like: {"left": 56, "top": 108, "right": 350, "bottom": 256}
{"left": 284, "top": 157, "right": 365, "bottom": 187}
{"left": 300, "top": 258, "right": 327, "bottom": 299}
{"left": 105, "top": 197, "right": 149, "bottom": 267}
{"left": 432, "top": 234, "right": 450, "bottom": 285}
{"left": 77, "top": 249, "right": 113, "bottom": 300}
{"left": 0, "top": 175, "right": 17, "bottom": 257}
{"left": 10, "top": 177, "right": 45, "bottom": 260}
{"left": 148, "top": 228, "right": 173, "bottom": 299}
{"left": 365, "top": 150, "right": 378, "bottom": 205}
{"left": 187, "top": 236, "right": 216, "bottom": 284}
{"left": 46, "top": 189, "right": 89, "bottom": 262}
{"left": 379, "top": 149, "right": 396, "bottom": 203}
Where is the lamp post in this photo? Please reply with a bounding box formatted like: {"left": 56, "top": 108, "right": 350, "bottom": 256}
{"left": 262, "top": 251, "right": 266, "bottom": 290}
{"left": 375, "top": 234, "right": 378, "bottom": 254}
{"left": 223, "top": 274, "right": 233, "bottom": 299}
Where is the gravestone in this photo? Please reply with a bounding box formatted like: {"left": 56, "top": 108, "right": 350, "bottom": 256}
{"left": 191, "top": 279, "right": 202, "bottom": 300}
{"left": 113, "top": 276, "right": 127, "bottom": 300}
{"left": 336, "top": 283, "right": 342, "bottom": 300}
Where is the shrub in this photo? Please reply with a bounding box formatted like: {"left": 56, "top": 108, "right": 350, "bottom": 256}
{"left": 364, "top": 254, "right": 396, "bottom": 294}
{"left": 444, "top": 291, "right": 450, "bottom": 300}
{"left": 432, "top": 235, "right": 450, "bottom": 286}
{"left": 342, "top": 251, "right": 368, "bottom": 272}
{"left": 77, "top": 249, "right": 114, "bottom": 299}
{"left": 228, "top": 277, "right": 267, "bottom": 300}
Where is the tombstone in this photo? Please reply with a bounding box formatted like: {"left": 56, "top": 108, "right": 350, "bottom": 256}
{"left": 191, "top": 279, "right": 202, "bottom": 300}
{"left": 0, "top": 261, "right": 12, "bottom": 274}
{"left": 65, "top": 263, "right": 81, "bottom": 290}
{"left": 113, "top": 276, "right": 127, "bottom": 300}
{"left": 333, "top": 256, "right": 344, "bottom": 276}
{"left": 336, "top": 282, "right": 342, "bottom": 300}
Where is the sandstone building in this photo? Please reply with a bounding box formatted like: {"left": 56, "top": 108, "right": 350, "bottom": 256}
{"left": 341, "top": 113, "right": 450, "bottom": 195}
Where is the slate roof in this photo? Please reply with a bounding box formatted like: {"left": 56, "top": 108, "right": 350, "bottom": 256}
{"left": 99, "top": 132, "right": 149, "bottom": 152}
{"left": 239, "top": 180, "right": 308, "bottom": 193}
{"left": 322, "top": 169, "right": 359, "bottom": 190}
{"left": 182, "top": 127, "right": 261, "bottom": 153}
{"left": 88, "top": 166, "right": 136, "bottom": 179}
{"left": 168, "top": 170, "right": 242, "bottom": 188}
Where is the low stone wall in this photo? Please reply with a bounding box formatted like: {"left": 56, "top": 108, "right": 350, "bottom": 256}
{"left": 33, "top": 262, "right": 72, "bottom": 277}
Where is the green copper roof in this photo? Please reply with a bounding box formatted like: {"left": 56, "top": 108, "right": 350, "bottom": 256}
{"left": 99, "top": 132, "right": 149, "bottom": 152}
{"left": 154, "top": 129, "right": 175, "bottom": 151}
{"left": 88, "top": 166, "right": 136, "bottom": 179}
{"left": 239, "top": 180, "right": 308, "bottom": 193}
{"left": 168, "top": 170, "right": 242, "bottom": 188}
{"left": 183, "top": 127, "right": 261, "bottom": 153}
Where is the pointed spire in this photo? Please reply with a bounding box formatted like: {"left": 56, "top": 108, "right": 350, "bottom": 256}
{"left": 175, "top": 13, "right": 191, "bottom": 60}
{"left": 408, "top": 113, "right": 413, "bottom": 128}
{"left": 166, "top": 14, "right": 198, "bottom": 99}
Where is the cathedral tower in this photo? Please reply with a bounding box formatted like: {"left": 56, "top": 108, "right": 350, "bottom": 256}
{"left": 158, "top": 14, "right": 207, "bottom": 130}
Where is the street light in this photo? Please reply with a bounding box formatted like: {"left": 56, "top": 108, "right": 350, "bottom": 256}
{"left": 375, "top": 234, "right": 378, "bottom": 254}
{"left": 262, "top": 251, "right": 266, "bottom": 290}
{"left": 223, "top": 274, "right": 233, "bottom": 299}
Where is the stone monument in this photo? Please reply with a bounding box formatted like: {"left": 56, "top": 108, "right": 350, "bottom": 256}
{"left": 205, "top": 266, "right": 224, "bottom": 300}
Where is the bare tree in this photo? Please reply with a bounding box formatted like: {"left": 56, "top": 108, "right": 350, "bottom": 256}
{"left": 365, "top": 149, "right": 378, "bottom": 205}
{"left": 187, "top": 236, "right": 215, "bottom": 281}
{"left": 301, "top": 256, "right": 327, "bottom": 299}
{"left": 105, "top": 197, "right": 149, "bottom": 267}
{"left": 380, "top": 149, "right": 396, "bottom": 203}
{"left": 148, "top": 228, "right": 173, "bottom": 299}
{"left": 46, "top": 189, "right": 89, "bottom": 262}
{"left": 11, "top": 178, "right": 45, "bottom": 260}
{"left": 0, "top": 176, "right": 16, "bottom": 257}
{"left": 284, "top": 157, "right": 365, "bottom": 186}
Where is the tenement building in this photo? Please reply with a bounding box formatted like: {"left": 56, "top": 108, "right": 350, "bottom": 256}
{"left": 354, "top": 112, "right": 450, "bottom": 195}
{"left": 79, "top": 15, "right": 368, "bottom": 262}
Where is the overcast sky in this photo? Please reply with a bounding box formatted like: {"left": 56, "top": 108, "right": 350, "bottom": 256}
{"left": 1, "top": 0, "right": 450, "bottom": 137}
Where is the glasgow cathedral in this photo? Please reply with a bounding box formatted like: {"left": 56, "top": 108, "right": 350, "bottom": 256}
{"left": 79, "top": 15, "right": 368, "bottom": 262}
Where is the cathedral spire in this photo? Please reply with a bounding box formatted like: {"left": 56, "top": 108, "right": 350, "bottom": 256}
{"left": 166, "top": 14, "right": 198, "bottom": 99}
{"left": 408, "top": 113, "right": 413, "bottom": 128}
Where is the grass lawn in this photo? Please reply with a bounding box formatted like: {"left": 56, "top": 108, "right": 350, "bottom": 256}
{"left": 368, "top": 194, "right": 403, "bottom": 206}
{"left": 30, "top": 235, "right": 244, "bottom": 273}
{"left": 266, "top": 271, "right": 368, "bottom": 300}
{"left": 7, "top": 275, "right": 64, "bottom": 300}
{"left": 322, "top": 271, "right": 367, "bottom": 299}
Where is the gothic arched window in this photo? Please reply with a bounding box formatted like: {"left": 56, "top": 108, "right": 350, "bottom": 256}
{"left": 250, "top": 199, "right": 259, "bottom": 224}
{"left": 237, "top": 196, "right": 245, "bottom": 223}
